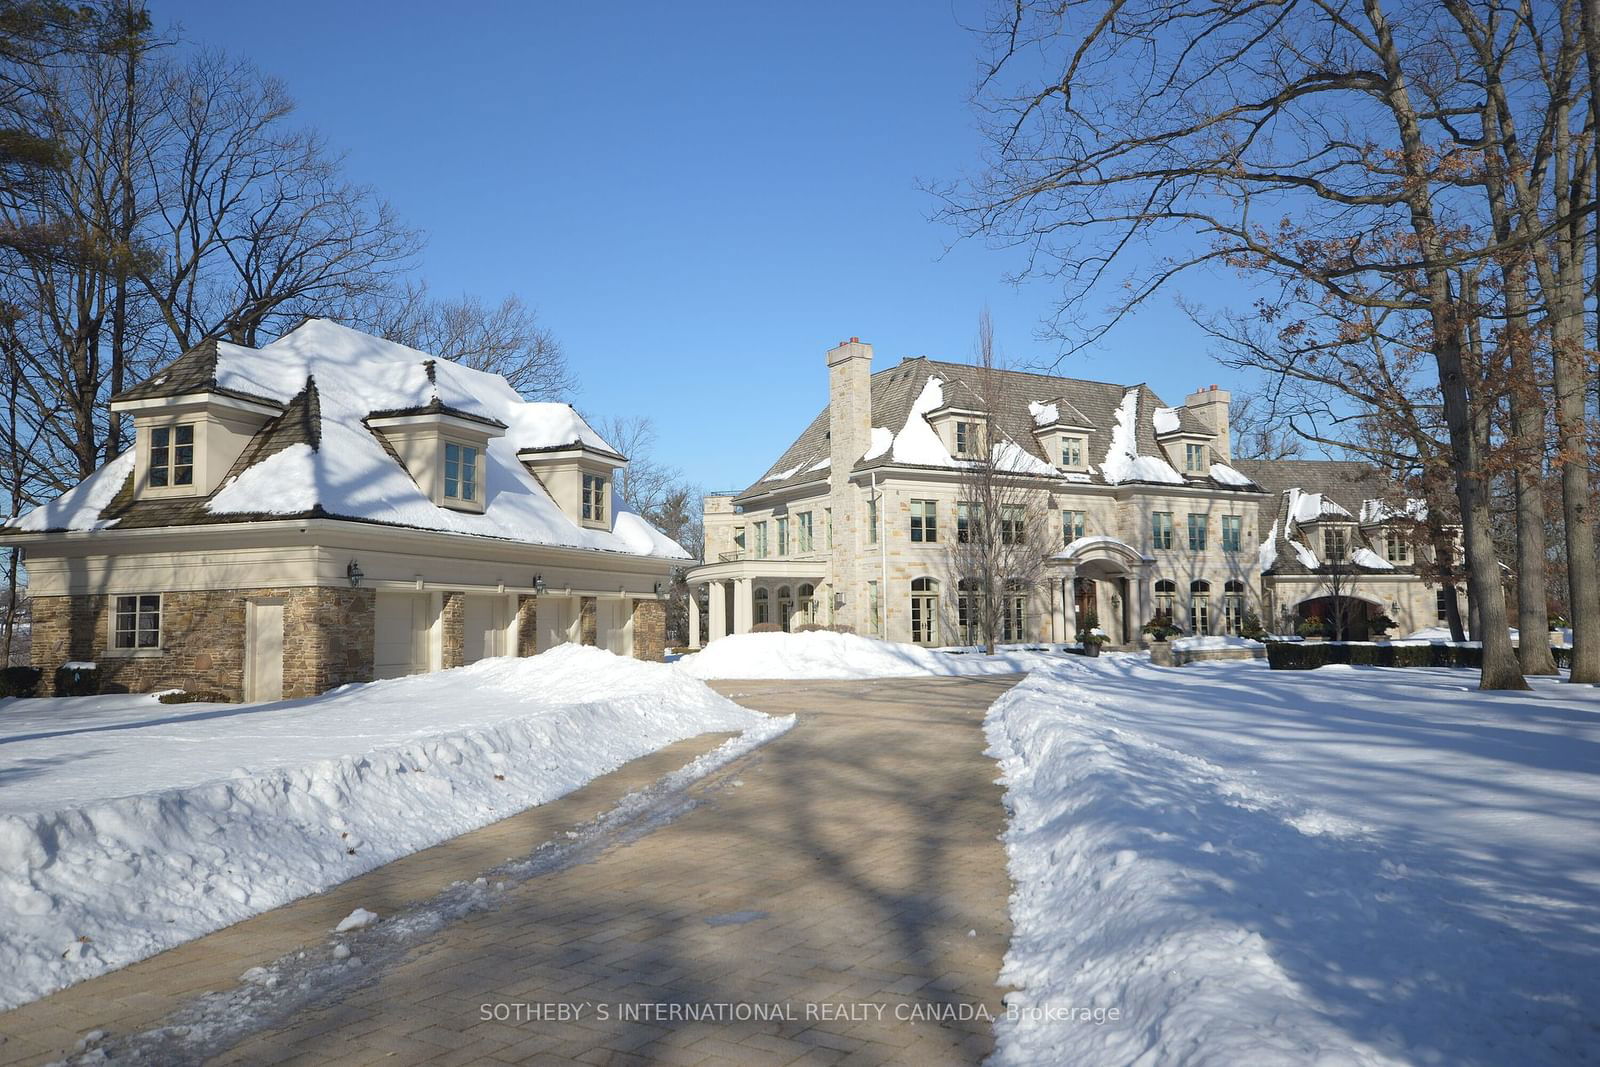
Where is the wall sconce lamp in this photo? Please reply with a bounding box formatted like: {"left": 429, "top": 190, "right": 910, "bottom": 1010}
{"left": 654, "top": 581, "right": 666, "bottom": 597}
{"left": 532, "top": 574, "right": 548, "bottom": 595}
{"left": 346, "top": 560, "right": 364, "bottom": 588}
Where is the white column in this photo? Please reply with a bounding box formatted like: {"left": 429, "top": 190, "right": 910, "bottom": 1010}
{"left": 709, "top": 580, "right": 728, "bottom": 640}
{"left": 688, "top": 586, "right": 702, "bottom": 648}
{"left": 733, "top": 577, "right": 753, "bottom": 634}
{"left": 1061, "top": 570, "right": 1077, "bottom": 642}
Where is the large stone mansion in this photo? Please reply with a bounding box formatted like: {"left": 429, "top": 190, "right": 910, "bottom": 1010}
{"left": 687, "top": 338, "right": 1452, "bottom": 648}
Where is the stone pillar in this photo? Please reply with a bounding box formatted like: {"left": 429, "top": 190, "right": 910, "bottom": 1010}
{"left": 631, "top": 598, "right": 666, "bottom": 661}
{"left": 579, "top": 597, "right": 597, "bottom": 646}
{"left": 1061, "top": 572, "right": 1077, "bottom": 641}
{"left": 304, "top": 586, "right": 375, "bottom": 694}
{"left": 708, "top": 580, "right": 727, "bottom": 640}
{"left": 516, "top": 595, "right": 539, "bottom": 656}
{"left": 733, "top": 577, "right": 752, "bottom": 635}
{"left": 440, "top": 592, "right": 465, "bottom": 669}
{"left": 688, "top": 587, "right": 702, "bottom": 648}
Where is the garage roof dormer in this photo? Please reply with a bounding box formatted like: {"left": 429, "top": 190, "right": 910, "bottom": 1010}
{"left": 519, "top": 438, "right": 627, "bottom": 530}
{"left": 110, "top": 338, "right": 286, "bottom": 500}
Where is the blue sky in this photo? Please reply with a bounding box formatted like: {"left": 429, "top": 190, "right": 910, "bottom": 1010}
{"left": 155, "top": 0, "right": 1246, "bottom": 491}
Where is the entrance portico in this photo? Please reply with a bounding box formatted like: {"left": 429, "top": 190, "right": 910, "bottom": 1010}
{"left": 1047, "top": 536, "right": 1154, "bottom": 648}
{"left": 687, "top": 558, "right": 829, "bottom": 645}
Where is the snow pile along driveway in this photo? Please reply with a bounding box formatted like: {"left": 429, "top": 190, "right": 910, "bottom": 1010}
{"left": 985, "top": 656, "right": 1600, "bottom": 1066}
{"left": 677, "top": 631, "right": 1061, "bottom": 680}
{"left": 0, "top": 645, "right": 781, "bottom": 1010}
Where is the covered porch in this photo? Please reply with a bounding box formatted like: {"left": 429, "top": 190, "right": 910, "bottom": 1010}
{"left": 1046, "top": 536, "right": 1155, "bottom": 649}
{"left": 684, "top": 559, "right": 829, "bottom": 647}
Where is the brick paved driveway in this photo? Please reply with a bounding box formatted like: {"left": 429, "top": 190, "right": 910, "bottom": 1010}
{"left": 2, "top": 674, "right": 1023, "bottom": 1066}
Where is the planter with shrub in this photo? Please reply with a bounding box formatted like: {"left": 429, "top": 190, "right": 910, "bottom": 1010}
{"left": 0, "top": 666, "right": 42, "bottom": 698}
{"left": 54, "top": 662, "right": 99, "bottom": 696}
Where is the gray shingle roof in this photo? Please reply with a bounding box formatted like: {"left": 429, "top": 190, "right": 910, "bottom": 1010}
{"left": 738, "top": 357, "right": 1246, "bottom": 500}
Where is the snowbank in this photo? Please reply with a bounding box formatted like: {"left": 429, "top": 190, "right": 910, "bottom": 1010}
{"left": 0, "top": 646, "right": 781, "bottom": 1010}
{"left": 1169, "top": 635, "right": 1263, "bottom": 653}
{"left": 677, "top": 631, "right": 1061, "bottom": 680}
{"left": 985, "top": 656, "right": 1600, "bottom": 1066}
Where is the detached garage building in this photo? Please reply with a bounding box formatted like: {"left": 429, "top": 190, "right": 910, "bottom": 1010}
{"left": 3, "top": 319, "right": 688, "bottom": 699}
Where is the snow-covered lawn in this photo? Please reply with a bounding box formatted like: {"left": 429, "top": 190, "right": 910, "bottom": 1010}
{"left": 986, "top": 656, "right": 1600, "bottom": 1066}
{"left": 0, "top": 645, "right": 785, "bottom": 1011}
{"left": 677, "top": 630, "right": 1070, "bottom": 679}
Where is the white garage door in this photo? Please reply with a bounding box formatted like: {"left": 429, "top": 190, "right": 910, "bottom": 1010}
{"left": 375, "top": 592, "right": 430, "bottom": 679}
{"left": 462, "top": 595, "right": 509, "bottom": 663}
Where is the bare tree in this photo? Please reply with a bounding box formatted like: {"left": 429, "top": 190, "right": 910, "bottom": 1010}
{"left": 351, "top": 280, "right": 573, "bottom": 400}
{"left": 1228, "top": 387, "right": 1303, "bottom": 462}
{"left": 942, "top": 0, "right": 1546, "bottom": 688}
{"left": 943, "top": 310, "right": 1053, "bottom": 653}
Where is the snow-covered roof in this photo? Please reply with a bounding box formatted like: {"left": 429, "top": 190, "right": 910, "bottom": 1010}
{"left": 741, "top": 357, "right": 1246, "bottom": 499}
{"left": 1101, "top": 389, "right": 1184, "bottom": 485}
{"left": 11, "top": 320, "right": 689, "bottom": 560}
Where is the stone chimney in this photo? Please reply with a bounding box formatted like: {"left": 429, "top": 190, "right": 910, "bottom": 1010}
{"left": 1185, "top": 384, "right": 1232, "bottom": 462}
{"left": 826, "top": 337, "right": 873, "bottom": 632}
{"left": 827, "top": 338, "right": 873, "bottom": 473}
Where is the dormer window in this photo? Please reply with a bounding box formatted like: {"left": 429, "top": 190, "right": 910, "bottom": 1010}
{"left": 582, "top": 473, "right": 607, "bottom": 523}
{"left": 1184, "top": 443, "right": 1207, "bottom": 473}
{"left": 955, "top": 420, "right": 981, "bottom": 457}
{"left": 1324, "top": 526, "right": 1349, "bottom": 560}
{"left": 148, "top": 425, "right": 195, "bottom": 488}
{"left": 1061, "top": 436, "right": 1085, "bottom": 467}
{"left": 444, "top": 441, "right": 479, "bottom": 503}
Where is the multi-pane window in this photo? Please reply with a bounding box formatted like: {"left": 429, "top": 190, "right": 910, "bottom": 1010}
{"left": 1223, "top": 580, "right": 1246, "bottom": 635}
{"left": 868, "top": 581, "right": 881, "bottom": 633}
{"left": 867, "top": 495, "right": 879, "bottom": 544}
{"left": 957, "top": 501, "right": 980, "bottom": 543}
{"left": 113, "top": 594, "right": 161, "bottom": 649}
{"left": 910, "top": 499, "right": 938, "bottom": 543}
{"left": 1151, "top": 511, "right": 1174, "bottom": 550}
{"left": 1385, "top": 530, "right": 1411, "bottom": 562}
{"left": 1190, "top": 580, "right": 1211, "bottom": 635}
{"left": 1061, "top": 437, "right": 1084, "bottom": 467}
{"left": 1062, "top": 509, "right": 1086, "bottom": 543}
{"left": 754, "top": 521, "right": 769, "bottom": 559}
{"left": 910, "top": 577, "right": 940, "bottom": 645}
{"left": 148, "top": 425, "right": 195, "bottom": 488}
{"left": 733, "top": 526, "right": 745, "bottom": 554}
{"left": 954, "top": 421, "right": 979, "bottom": 457}
{"left": 777, "top": 517, "right": 790, "bottom": 556}
{"left": 1153, "top": 579, "right": 1177, "bottom": 623}
{"left": 1001, "top": 504, "right": 1026, "bottom": 545}
{"left": 1221, "top": 514, "right": 1243, "bottom": 552}
{"left": 1001, "top": 579, "right": 1028, "bottom": 642}
{"left": 1187, "top": 513, "right": 1208, "bottom": 551}
{"left": 1323, "top": 526, "right": 1348, "bottom": 561}
{"left": 957, "top": 578, "right": 982, "bottom": 645}
{"left": 754, "top": 587, "right": 770, "bottom": 625}
{"left": 1185, "top": 443, "right": 1206, "bottom": 472}
{"left": 580, "top": 471, "right": 604, "bottom": 520}
{"left": 446, "top": 443, "right": 480, "bottom": 503}
{"left": 797, "top": 512, "right": 814, "bottom": 552}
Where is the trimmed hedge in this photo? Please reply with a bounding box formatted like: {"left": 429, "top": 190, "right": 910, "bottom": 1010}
{"left": 1268, "top": 641, "right": 1574, "bottom": 671}
{"left": 54, "top": 663, "right": 98, "bottom": 696}
{"left": 0, "top": 666, "right": 41, "bottom": 698}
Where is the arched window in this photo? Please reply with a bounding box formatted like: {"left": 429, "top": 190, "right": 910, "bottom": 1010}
{"left": 753, "top": 586, "right": 770, "bottom": 626}
{"left": 910, "top": 577, "right": 940, "bottom": 646}
{"left": 776, "top": 585, "right": 794, "bottom": 630}
{"left": 1190, "top": 580, "right": 1212, "bottom": 636}
{"left": 1154, "top": 579, "right": 1177, "bottom": 623}
{"left": 797, "top": 583, "right": 815, "bottom": 624}
{"left": 1002, "top": 579, "right": 1029, "bottom": 643}
{"left": 957, "top": 578, "right": 982, "bottom": 645}
{"left": 1222, "top": 580, "right": 1246, "bottom": 635}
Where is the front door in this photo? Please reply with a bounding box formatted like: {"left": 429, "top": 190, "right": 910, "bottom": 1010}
{"left": 1074, "top": 578, "right": 1098, "bottom": 627}
{"left": 245, "top": 600, "right": 284, "bottom": 702}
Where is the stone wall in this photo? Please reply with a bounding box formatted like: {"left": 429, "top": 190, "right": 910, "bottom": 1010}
{"left": 631, "top": 599, "right": 666, "bottom": 662}
{"left": 579, "top": 597, "right": 597, "bottom": 646}
{"left": 440, "top": 592, "right": 464, "bottom": 668}
{"left": 516, "top": 595, "right": 539, "bottom": 657}
{"left": 30, "top": 586, "right": 374, "bottom": 699}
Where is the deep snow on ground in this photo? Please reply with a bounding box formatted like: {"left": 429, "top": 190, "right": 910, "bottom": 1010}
{"left": 0, "top": 646, "right": 780, "bottom": 1010}
{"left": 677, "top": 630, "right": 1068, "bottom": 679}
{"left": 986, "top": 656, "right": 1600, "bottom": 1066}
